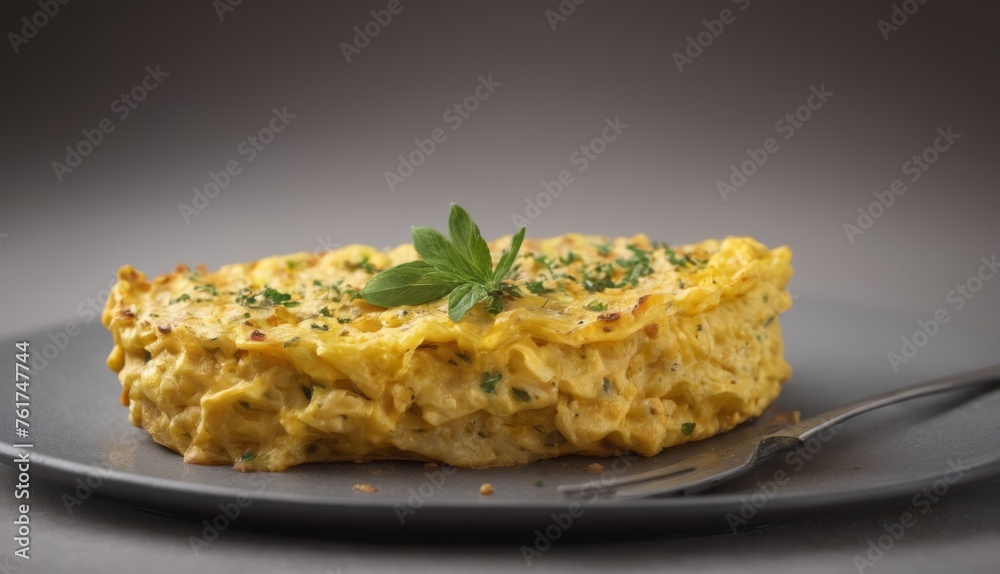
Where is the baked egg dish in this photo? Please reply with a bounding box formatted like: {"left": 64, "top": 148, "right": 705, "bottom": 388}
{"left": 102, "top": 233, "right": 792, "bottom": 471}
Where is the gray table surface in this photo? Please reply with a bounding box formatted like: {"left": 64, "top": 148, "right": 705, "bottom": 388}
{"left": 2, "top": 1, "right": 998, "bottom": 572}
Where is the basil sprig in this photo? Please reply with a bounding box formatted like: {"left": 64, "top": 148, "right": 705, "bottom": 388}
{"left": 361, "top": 204, "right": 526, "bottom": 321}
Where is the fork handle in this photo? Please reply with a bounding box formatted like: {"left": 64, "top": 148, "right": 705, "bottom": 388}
{"left": 769, "top": 364, "right": 1000, "bottom": 444}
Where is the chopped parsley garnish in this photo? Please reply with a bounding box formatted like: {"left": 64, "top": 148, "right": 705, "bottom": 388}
{"left": 455, "top": 351, "right": 472, "bottom": 363}
{"left": 287, "top": 260, "right": 302, "bottom": 270}
{"left": 337, "top": 317, "right": 352, "bottom": 324}
{"left": 319, "top": 306, "right": 333, "bottom": 317}
{"left": 353, "top": 255, "right": 377, "bottom": 274}
{"left": 681, "top": 422, "right": 696, "bottom": 436}
{"left": 653, "top": 241, "right": 706, "bottom": 268}
{"left": 525, "top": 280, "right": 554, "bottom": 295}
{"left": 149, "top": 313, "right": 159, "bottom": 318}
{"left": 314, "top": 279, "right": 346, "bottom": 302}
{"left": 528, "top": 254, "right": 556, "bottom": 275}
{"left": 517, "top": 241, "right": 708, "bottom": 298}
{"left": 602, "top": 377, "right": 612, "bottom": 395}
{"left": 169, "top": 293, "right": 191, "bottom": 304}
{"left": 763, "top": 316, "right": 775, "bottom": 327}
{"left": 264, "top": 287, "right": 297, "bottom": 306}
{"left": 585, "top": 301, "right": 608, "bottom": 312}
{"left": 581, "top": 263, "right": 618, "bottom": 293}
{"left": 534, "top": 478, "right": 545, "bottom": 487}
{"left": 235, "top": 288, "right": 257, "bottom": 306}
{"left": 665, "top": 248, "right": 690, "bottom": 267}
{"left": 195, "top": 283, "right": 219, "bottom": 296}
{"left": 480, "top": 372, "right": 502, "bottom": 394}
{"left": 240, "top": 451, "right": 256, "bottom": 462}
{"left": 559, "top": 252, "right": 580, "bottom": 266}
{"left": 310, "top": 323, "right": 330, "bottom": 331}
{"left": 237, "top": 287, "right": 300, "bottom": 308}
{"left": 301, "top": 384, "right": 314, "bottom": 401}
{"left": 511, "top": 387, "right": 532, "bottom": 402}
{"left": 284, "top": 337, "right": 301, "bottom": 348}
{"left": 616, "top": 244, "right": 654, "bottom": 287}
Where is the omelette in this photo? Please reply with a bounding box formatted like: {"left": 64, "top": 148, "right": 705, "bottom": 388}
{"left": 102, "top": 233, "right": 792, "bottom": 471}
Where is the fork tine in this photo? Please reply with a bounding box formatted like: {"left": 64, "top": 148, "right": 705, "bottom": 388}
{"left": 611, "top": 457, "right": 756, "bottom": 499}
{"left": 557, "top": 436, "right": 771, "bottom": 499}
{"left": 556, "top": 452, "right": 718, "bottom": 498}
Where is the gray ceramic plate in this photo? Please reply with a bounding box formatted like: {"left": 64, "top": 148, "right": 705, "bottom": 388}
{"left": 2, "top": 298, "right": 998, "bottom": 538}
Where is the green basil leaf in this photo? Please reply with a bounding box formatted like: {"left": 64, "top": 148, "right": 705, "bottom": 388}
{"left": 493, "top": 226, "right": 526, "bottom": 281}
{"left": 448, "top": 204, "right": 494, "bottom": 278}
{"left": 361, "top": 260, "right": 461, "bottom": 307}
{"left": 447, "top": 283, "right": 488, "bottom": 322}
{"left": 362, "top": 205, "right": 528, "bottom": 322}
{"left": 412, "top": 227, "right": 484, "bottom": 281}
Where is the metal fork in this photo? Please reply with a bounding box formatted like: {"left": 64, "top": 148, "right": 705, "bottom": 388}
{"left": 558, "top": 364, "right": 1000, "bottom": 500}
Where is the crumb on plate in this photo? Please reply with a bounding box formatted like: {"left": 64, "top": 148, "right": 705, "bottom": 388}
{"left": 479, "top": 483, "right": 494, "bottom": 496}
{"left": 353, "top": 482, "right": 378, "bottom": 494}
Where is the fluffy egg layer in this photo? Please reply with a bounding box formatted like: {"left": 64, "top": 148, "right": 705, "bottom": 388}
{"left": 102, "top": 234, "right": 793, "bottom": 470}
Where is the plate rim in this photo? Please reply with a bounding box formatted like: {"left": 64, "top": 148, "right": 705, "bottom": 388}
{"left": 5, "top": 439, "right": 999, "bottom": 516}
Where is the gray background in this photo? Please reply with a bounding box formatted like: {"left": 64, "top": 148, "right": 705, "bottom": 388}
{"left": 1, "top": 0, "right": 998, "bottom": 572}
